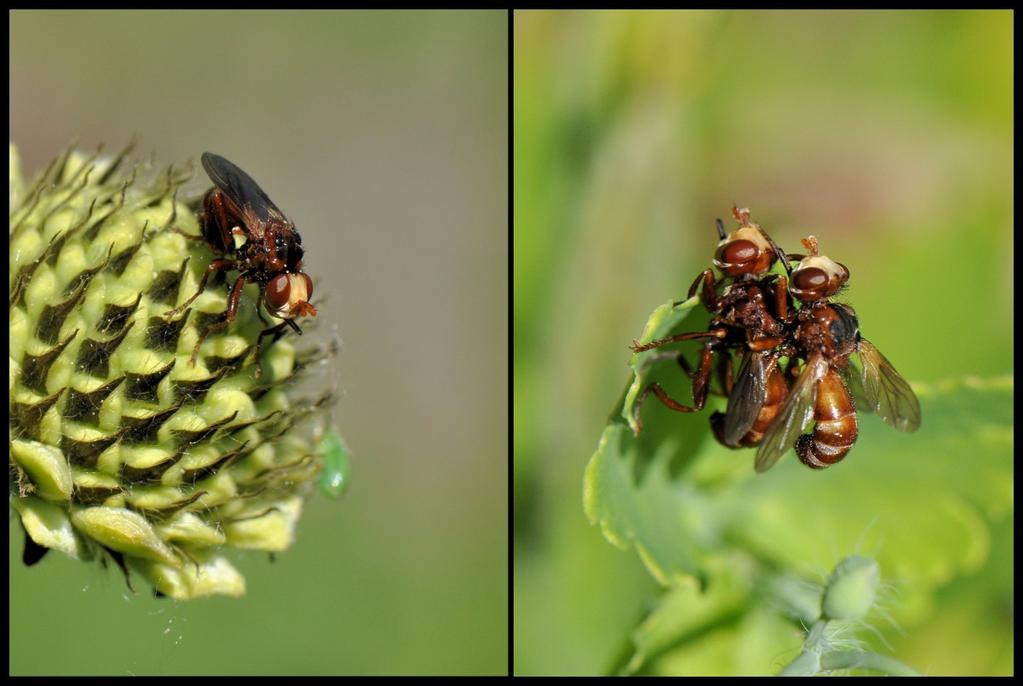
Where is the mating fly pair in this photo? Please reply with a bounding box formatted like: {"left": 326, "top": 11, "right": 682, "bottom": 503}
{"left": 165, "top": 153, "right": 317, "bottom": 375}
{"left": 630, "top": 207, "right": 921, "bottom": 472}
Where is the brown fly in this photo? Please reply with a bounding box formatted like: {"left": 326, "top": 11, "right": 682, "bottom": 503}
{"left": 753, "top": 236, "right": 921, "bottom": 472}
{"left": 165, "top": 153, "right": 317, "bottom": 374}
{"left": 629, "top": 207, "right": 793, "bottom": 437}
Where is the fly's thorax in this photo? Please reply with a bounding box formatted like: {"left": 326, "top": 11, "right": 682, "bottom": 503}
{"left": 270, "top": 227, "right": 304, "bottom": 273}
{"left": 718, "top": 281, "right": 747, "bottom": 307}
{"left": 719, "top": 281, "right": 783, "bottom": 338}
{"left": 827, "top": 303, "right": 861, "bottom": 356}
{"left": 793, "top": 304, "right": 828, "bottom": 355}
{"left": 794, "top": 303, "right": 859, "bottom": 360}
{"left": 711, "top": 283, "right": 747, "bottom": 330}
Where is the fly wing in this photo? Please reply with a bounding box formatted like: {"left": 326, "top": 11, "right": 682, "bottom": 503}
{"left": 722, "top": 350, "right": 769, "bottom": 446}
{"left": 840, "top": 356, "right": 869, "bottom": 412}
{"left": 857, "top": 338, "right": 921, "bottom": 433}
{"left": 201, "top": 152, "right": 291, "bottom": 232}
{"left": 754, "top": 353, "right": 827, "bottom": 473}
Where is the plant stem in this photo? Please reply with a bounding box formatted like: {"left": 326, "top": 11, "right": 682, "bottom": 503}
{"left": 820, "top": 650, "right": 921, "bottom": 676}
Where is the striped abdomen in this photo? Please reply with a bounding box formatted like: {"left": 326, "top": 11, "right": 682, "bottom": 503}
{"left": 795, "top": 368, "right": 858, "bottom": 469}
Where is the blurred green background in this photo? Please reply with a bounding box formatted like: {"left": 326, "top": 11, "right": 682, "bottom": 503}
{"left": 514, "top": 9, "right": 1011, "bottom": 676}
{"left": 10, "top": 10, "right": 507, "bottom": 675}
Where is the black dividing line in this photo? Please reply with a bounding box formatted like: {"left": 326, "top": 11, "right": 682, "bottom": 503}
{"left": 506, "top": 7, "right": 514, "bottom": 678}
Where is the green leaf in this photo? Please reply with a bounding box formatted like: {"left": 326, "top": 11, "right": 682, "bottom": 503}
{"left": 621, "top": 296, "right": 704, "bottom": 434}
{"left": 584, "top": 423, "right": 715, "bottom": 586}
{"left": 584, "top": 295, "right": 728, "bottom": 584}
{"left": 642, "top": 599, "right": 804, "bottom": 676}
{"left": 719, "top": 376, "right": 1013, "bottom": 594}
{"left": 617, "top": 553, "right": 755, "bottom": 675}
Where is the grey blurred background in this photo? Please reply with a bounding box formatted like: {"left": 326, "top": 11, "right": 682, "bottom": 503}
{"left": 10, "top": 10, "right": 507, "bottom": 675}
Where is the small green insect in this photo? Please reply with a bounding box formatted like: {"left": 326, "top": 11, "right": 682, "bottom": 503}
{"left": 316, "top": 427, "right": 352, "bottom": 499}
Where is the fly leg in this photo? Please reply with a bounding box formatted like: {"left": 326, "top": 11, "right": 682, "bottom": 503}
{"left": 630, "top": 328, "right": 725, "bottom": 354}
{"left": 674, "top": 349, "right": 732, "bottom": 398}
{"left": 164, "top": 258, "right": 236, "bottom": 320}
{"left": 747, "top": 335, "right": 784, "bottom": 352}
{"left": 188, "top": 275, "right": 246, "bottom": 367}
{"left": 251, "top": 321, "right": 290, "bottom": 380}
{"left": 684, "top": 269, "right": 719, "bottom": 309}
{"left": 635, "top": 349, "right": 696, "bottom": 385}
{"left": 773, "top": 275, "right": 790, "bottom": 322}
{"left": 637, "top": 350, "right": 693, "bottom": 370}
{"left": 638, "top": 348, "right": 728, "bottom": 399}
{"left": 717, "top": 348, "right": 735, "bottom": 396}
{"left": 632, "top": 343, "right": 715, "bottom": 435}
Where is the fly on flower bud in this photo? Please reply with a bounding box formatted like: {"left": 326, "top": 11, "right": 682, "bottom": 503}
{"left": 164, "top": 152, "right": 317, "bottom": 375}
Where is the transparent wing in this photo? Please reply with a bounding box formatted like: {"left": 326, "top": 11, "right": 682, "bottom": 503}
{"left": 840, "top": 356, "right": 869, "bottom": 413}
{"left": 722, "top": 350, "right": 769, "bottom": 446}
{"left": 201, "top": 152, "right": 290, "bottom": 227}
{"left": 754, "top": 354, "right": 827, "bottom": 473}
{"left": 858, "top": 338, "right": 921, "bottom": 433}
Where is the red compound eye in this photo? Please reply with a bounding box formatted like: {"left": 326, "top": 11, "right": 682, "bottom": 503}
{"left": 265, "top": 274, "right": 291, "bottom": 310}
{"left": 793, "top": 267, "right": 828, "bottom": 292}
{"left": 720, "top": 239, "right": 758, "bottom": 265}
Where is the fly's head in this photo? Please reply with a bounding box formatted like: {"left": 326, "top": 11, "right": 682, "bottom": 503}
{"left": 712, "top": 206, "right": 777, "bottom": 278}
{"left": 264, "top": 271, "right": 317, "bottom": 322}
{"left": 789, "top": 235, "right": 850, "bottom": 303}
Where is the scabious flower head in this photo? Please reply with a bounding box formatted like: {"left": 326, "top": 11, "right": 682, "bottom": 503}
{"left": 9, "top": 143, "right": 340, "bottom": 599}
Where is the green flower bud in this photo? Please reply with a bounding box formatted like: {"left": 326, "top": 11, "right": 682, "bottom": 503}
{"left": 9, "top": 143, "right": 346, "bottom": 599}
{"left": 767, "top": 573, "right": 823, "bottom": 626}
{"left": 820, "top": 555, "right": 880, "bottom": 621}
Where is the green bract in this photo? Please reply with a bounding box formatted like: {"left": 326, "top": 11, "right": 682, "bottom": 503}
{"left": 9, "top": 143, "right": 345, "bottom": 599}
{"left": 316, "top": 427, "right": 352, "bottom": 499}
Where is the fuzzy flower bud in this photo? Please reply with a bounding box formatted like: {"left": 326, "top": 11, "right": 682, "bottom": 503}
{"left": 820, "top": 555, "right": 880, "bottom": 621}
